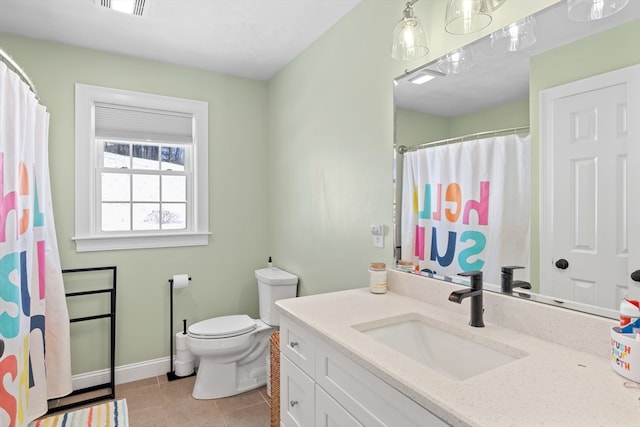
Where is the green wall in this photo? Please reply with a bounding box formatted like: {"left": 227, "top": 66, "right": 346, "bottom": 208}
{"left": 0, "top": 34, "right": 269, "bottom": 374}
{"left": 396, "top": 97, "right": 530, "bottom": 149}
{"left": 266, "top": 0, "right": 556, "bottom": 297}
{"left": 449, "top": 98, "right": 529, "bottom": 137}
{"left": 395, "top": 108, "right": 449, "bottom": 148}
{"left": 0, "top": 0, "right": 559, "bottom": 376}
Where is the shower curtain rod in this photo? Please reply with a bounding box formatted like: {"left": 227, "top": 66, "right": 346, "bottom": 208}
{"left": 0, "top": 46, "right": 38, "bottom": 98}
{"left": 397, "top": 125, "right": 530, "bottom": 154}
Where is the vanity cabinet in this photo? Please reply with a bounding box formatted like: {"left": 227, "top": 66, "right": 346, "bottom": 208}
{"left": 279, "top": 314, "right": 450, "bottom": 427}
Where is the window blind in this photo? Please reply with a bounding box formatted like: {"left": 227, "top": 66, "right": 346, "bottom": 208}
{"left": 94, "top": 103, "right": 193, "bottom": 144}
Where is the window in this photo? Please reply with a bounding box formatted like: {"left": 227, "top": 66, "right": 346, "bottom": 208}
{"left": 74, "top": 84, "right": 209, "bottom": 251}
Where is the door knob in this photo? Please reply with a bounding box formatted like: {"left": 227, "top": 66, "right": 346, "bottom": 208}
{"left": 631, "top": 270, "right": 640, "bottom": 282}
{"left": 555, "top": 259, "right": 569, "bottom": 270}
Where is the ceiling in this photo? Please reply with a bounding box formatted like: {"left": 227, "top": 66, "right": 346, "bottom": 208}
{"left": 395, "top": 1, "right": 640, "bottom": 118}
{"left": 0, "top": 0, "right": 360, "bottom": 81}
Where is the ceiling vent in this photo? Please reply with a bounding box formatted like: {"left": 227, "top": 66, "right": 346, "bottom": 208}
{"left": 98, "top": 0, "right": 146, "bottom": 16}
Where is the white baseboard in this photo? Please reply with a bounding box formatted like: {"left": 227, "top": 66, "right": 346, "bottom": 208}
{"left": 71, "top": 357, "right": 174, "bottom": 390}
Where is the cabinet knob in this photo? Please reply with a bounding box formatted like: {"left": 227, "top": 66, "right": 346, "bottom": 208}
{"left": 290, "top": 400, "right": 298, "bottom": 407}
{"left": 289, "top": 341, "right": 299, "bottom": 348}
{"left": 631, "top": 270, "right": 640, "bottom": 282}
{"left": 555, "top": 259, "right": 569, "bottom": 270}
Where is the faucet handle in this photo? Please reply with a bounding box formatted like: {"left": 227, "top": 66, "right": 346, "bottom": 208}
{"left": 501, "top": 265, "right": 524, "bottom": 273}
{"left": 458, "top": 271, "right": 483, "bottom": 290}
{"left": 458, "top": 270, "right": 483, "bottom": 278}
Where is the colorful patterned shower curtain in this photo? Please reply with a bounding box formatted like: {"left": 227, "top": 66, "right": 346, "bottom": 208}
{"left": 401, "top": 134, "right": 531, "bottom": 285}
{"left": 0, "top": 61, "right": 72, "bottom": 426}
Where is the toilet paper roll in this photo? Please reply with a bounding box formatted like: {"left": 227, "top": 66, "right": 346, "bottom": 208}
{"left": 174, "top": 360, "right": 194, "bottom": 377}
{"left": 172, "top": 274, "right": 190, "bottom": 289}
{"left": 175, "top": 332, "right": 189, "bottom": 351}
{"left": 176, "top": 349, "right": 195, "bottom": 364}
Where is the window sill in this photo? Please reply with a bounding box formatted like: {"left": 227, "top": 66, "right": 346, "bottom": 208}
{"left": 72, "top": 232, "right": 210, "bottom": 252}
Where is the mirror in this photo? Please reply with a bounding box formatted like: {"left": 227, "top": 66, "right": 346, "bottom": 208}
{"left": 393, "top": 0, "right": 640, "bottom": 319}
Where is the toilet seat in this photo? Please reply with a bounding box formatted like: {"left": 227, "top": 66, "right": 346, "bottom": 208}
{"left": 188, "top": 314, "right": 257, "bottom": 339}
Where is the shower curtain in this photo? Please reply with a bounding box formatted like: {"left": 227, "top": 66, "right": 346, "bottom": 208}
{"left": 401, "top": 134, "right": 530, "bottom": 285}
{"left": 0, "top": 61, "right": 72, "bottom": 426}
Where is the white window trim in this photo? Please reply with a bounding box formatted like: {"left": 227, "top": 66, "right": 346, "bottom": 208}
{"left": 74, "top": 83, "right": 210, "bottom": 252}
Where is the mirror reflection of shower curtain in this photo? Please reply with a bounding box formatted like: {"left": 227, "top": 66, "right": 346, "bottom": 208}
{"left": 0, "top": 61, "right": 72, "bottom": 425}
{"left": 401, "top": 134, "right": 530, "bottom": 285}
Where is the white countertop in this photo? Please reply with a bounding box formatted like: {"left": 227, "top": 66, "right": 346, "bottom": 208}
{"left": 276, "top": 279, "right": 640, "bottom": 427}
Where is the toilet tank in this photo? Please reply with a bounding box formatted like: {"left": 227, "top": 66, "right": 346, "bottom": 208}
{"left": 255, "top": 267, "right": 298, "bottom": 326}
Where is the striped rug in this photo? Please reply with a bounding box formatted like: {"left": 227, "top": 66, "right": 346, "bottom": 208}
{"left": 29, "top": 399, "right": 128, "bottom": 427}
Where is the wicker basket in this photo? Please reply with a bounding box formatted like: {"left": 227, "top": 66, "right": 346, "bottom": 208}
{"left": 270, "top": 331, "right": 280, "bottom": 427}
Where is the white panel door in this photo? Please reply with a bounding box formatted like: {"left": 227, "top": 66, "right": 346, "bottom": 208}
{"left": 540, "top": 64, "right": 640, "bottom": 309}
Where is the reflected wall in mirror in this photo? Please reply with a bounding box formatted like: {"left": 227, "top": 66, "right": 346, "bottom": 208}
{"left": 393, "top": 0, "right": 640, "bottom": 319}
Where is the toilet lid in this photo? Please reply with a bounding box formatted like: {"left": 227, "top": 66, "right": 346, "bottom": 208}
{"left": 188, "top": 314, "right": 257, "bottom": 338}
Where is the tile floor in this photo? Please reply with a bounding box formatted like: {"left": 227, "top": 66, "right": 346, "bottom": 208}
{"left": 124, "top": 375, "right": 272, "bottom": 427}
{"left": 49, "top": 375, "right": 272, "bottom": 427}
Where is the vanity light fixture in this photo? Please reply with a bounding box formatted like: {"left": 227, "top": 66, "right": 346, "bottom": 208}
{"left": 445, "top": 0, "right": 493, "bottom": 35}
{"left": 567, "top": 0, "right": 629, "bottom": 21}
{"left": 97, "top": 0, "right": 146, "bottom": 16}
{"left": 488, "top": 0, "right": 507, "bottom": 11}
{"left": 391, "top": 0, "right": 430, "bottom": 61}
{"left": 490, "top": 15, "right": 536, "bottom": 52}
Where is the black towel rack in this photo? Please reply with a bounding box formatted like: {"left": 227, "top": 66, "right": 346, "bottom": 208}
{"left": 47, "top": 266, "right": 117, "bottom": 414}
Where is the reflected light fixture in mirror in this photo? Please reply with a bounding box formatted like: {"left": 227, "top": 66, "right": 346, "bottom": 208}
{"left": 490, "top": 15, "right": 536, "bottom": 52}
{"left": 408, "top": 69, "right": 446, "bottom": 84}
{"left": 437, "top": 47, "right": 474, "bottom": 74}
{"left": 392, "top": 0, "right": 430, "bottom": 61}
{"left": 488, "top": 0, "right": 506, "bottom": 11}
{"left": 567, "top": 0, "right": 629, "bottom": 21}
{"left": 445, "top": 0, "right": 493, "bottom": 35}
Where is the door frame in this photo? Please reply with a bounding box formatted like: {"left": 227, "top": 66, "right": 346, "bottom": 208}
{"left": 539, "top": 64, "right": 640, "bottom": 304}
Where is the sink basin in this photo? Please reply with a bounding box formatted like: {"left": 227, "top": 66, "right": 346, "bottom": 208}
{"left": 353, "top": 314, "right": 527, "bottom": 380}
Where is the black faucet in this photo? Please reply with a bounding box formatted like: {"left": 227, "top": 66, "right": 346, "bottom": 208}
{"left": 448, "top": 271, "right": 484, "bottom": 327}
{"left": 500, "top": 266, "right": 532, "bottom": 293}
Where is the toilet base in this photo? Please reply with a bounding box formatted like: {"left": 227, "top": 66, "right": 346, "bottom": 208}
{"left": 190, "top": 325, "right": 274, "bottom": 399}
{"left": 192, "top": 362, "right": 268, "bottom": 399}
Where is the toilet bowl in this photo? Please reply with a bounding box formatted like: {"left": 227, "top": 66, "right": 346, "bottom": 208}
{"left": 187, "top": 267, "right": 298, "bottom": 399}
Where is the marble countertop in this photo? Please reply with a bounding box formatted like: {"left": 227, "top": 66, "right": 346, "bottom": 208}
{"left": 276, "top": 284, "right": 640, "bottom": 427}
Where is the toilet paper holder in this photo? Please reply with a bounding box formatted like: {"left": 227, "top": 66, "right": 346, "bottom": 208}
{"left": 167, "top": 276, "right": 196, "bottom": 382}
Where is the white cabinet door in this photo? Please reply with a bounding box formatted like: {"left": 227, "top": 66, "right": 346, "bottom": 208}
{"left": 315, "top": 386, "right": 363, "bottom": 427}
{"left": 280, "top": 354, "right": 315, "bottom": 427}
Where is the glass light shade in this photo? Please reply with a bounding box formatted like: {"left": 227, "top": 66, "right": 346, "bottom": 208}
{"left": 567, "top": 0, "right": 629, "bottom": 21}
{"left": 391, "top": 14, "right": 429, "bottom": 61}
{"left": 490, "top": 16, "right": 536, "bottom": 52}
{"left": 488, "top": 0, "right": 506, "bottom": 11}
{"left": 445, "top": 0, "right": 493, "bottom": 35}
{"left": 437, "top": 47, "right": 474, "bottom": 74}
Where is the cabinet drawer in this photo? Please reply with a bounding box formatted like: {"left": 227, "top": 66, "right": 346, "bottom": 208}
{"left": 280, "top": 315, "right": 315, "bottom": 376}
{"left": 280, "top": 354, "right": 315, "bottom": 427}
{"left": 316, "top": 339, "right": 449, "bottom": 427}
{"left": 316, "top": 385, "right": 363, "bottom": 427}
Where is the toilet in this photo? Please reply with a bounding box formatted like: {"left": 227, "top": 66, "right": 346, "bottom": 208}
{"left": 187, "top": 267, "right": 298, "bottom": 399}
